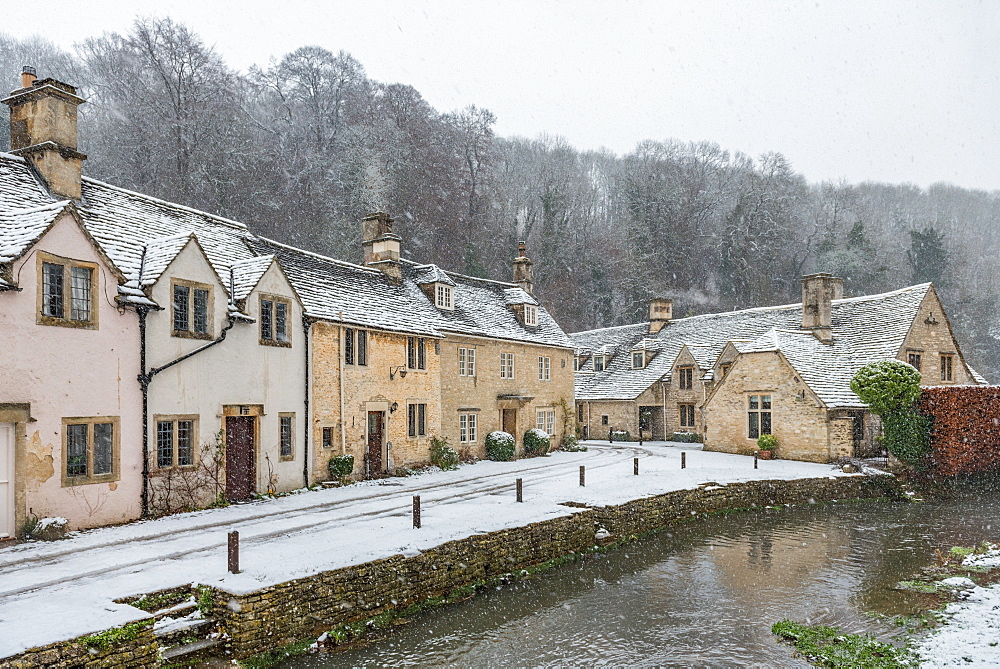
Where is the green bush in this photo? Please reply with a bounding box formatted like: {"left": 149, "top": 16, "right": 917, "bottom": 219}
{"left": 757, "top": 433, "right": 778, "bottom": 450}
{"left": 485, "top": 431, "right": 516, "bottom": 461}
{"left": 430, "top": 436, "right": 459, "bottom": 470}
{"left": 523, "top": 429, "right": 551, "bottom": 456}
{"left": 850, "top": 360, "right": 922, "bottom": 415}
{"left": 670, "top": 432, "right": 703, "bottom": 443}
{"left": 562, "top": 434, "right": 588, "bottom": 452}
{"left": 327, "top": 454, "right": 355, "bottom": 480}
{"left": 882, "top": 410, "right": 931, "bottom": 465}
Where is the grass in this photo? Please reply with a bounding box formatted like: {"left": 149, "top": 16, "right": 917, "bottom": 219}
{"left": 771, "top": 619, "right": 916, "bottom": 667}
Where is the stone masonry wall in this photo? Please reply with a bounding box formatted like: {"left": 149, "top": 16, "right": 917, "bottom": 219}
{"left": 215, "top": 475, "right": 903, "bottom": 659}
{"left": 1, "top": 621, "right": 158, "bottom": 668}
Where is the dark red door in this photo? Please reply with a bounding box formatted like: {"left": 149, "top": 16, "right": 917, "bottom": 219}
{"left": 367, "top": 411, "right": 384, "bottom": 475}
{"left": 226, "top": 416, "right": 255, "bottom": 501}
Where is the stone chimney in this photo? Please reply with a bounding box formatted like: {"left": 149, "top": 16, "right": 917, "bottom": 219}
{"left": 800, "top": 273, "right": 844, "bottom": 344}
{"left": 648, "top": 297, "right": 673, "bottom": 334}
{"left": 361, "top": 212, "right": 402, "bottom": 283}
{"left": 2, "top": 67, "right": 87, "bottom": 200}
{"left": 512, "top": 241, "right": 533, "bottom": 295}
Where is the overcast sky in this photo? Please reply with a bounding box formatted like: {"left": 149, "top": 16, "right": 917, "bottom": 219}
{"left": 10, "top": 1, "right": 1000, "bottom": 191}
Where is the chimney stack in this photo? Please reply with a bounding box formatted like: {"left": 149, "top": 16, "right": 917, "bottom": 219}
{"left": 512, "top": 241, "right": 533, "bottom": 295}
{"left": 800, "top": 273, "right": 844, "bottom": 344}
{"left": 648, "top": 297, "right": 673, "bottom": 334}
{"left": 361, "top": 212, "right": 402, "bottom": 283}
{"left": 2, "top": 67, "right": 87, "bottom": 200}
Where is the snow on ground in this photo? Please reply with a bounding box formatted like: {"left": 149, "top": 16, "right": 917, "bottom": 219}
{"left": 915, "top": 546, "right": 1000, "bottom": 667}
{"left": 0, "top": 442, "right": 858, "bottom": 657}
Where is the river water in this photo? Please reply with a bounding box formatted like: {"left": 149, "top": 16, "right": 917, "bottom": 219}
{"left": 287, "top": 482, "right": 999, "bottom": 667}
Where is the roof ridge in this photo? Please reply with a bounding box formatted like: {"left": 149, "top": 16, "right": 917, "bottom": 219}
{"left": 0, "top": 200, "right": 72, "bottom": 216}
{"left": 257, "top": 236, "right": 382, "bottom": 275}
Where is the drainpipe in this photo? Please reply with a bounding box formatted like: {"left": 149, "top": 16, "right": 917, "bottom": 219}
{"left": 302, "top": 316, "right": 311, "bottom": 488}
{"left": 339, "top": 322, "right": 346, "bottom": 455}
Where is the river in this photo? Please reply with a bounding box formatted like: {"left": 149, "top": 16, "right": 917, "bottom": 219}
{"left": 287, "top": 481, "right": 999, "bottom": 667}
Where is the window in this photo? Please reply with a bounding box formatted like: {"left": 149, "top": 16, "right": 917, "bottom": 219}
{"left": 536, "top": 409, "right": 555, "bottom": 436}
{"left": 578, "top": 403, "right": 584, "bottom": 422}
{"left": 601, "top": 415, "right": 609, "bottom": 426}
{"left": 458, "top": 347, "right": 477, "bottom": 377}
{"left": 344, "top": 328, "right": 367, "bottom": 365}
{"left": 171, "top": 280, "right": 212, "bottom": 339}
{"left": 538, "top": 356, "right": 551, "bottom": 381}
{"left": 279, "top": 413, "right": 294, "bottom": 459}
{"left": 941, "top": 354, "right": 954, "bottom": 382}
{"left": 38, "top": 253, "right": 98, "bottom": 328}
{"left": 720, "top": 363, "right": 732, "bottom": 377}
{"left": 408, "top": 403, "right": 427, "bottom": 437}
{"left": 459, "top": 413, "right": 478, "bottom": 443}
{"left": 573, "top": 357, "right": 580, "bottom": 371}
{"left": 907, "top": 350, "right": 922, "bottom": 371}
{"left": 678, "top": 367, "right": 694, "bottom": 390}
{"left": 632, "top": 351, "right": 645, "bottom": 369}
{"left": 524, "top": 304, "right": 538, "bottom": 326}
{"left": 593, "top": 356, "right": 605, "bottom": 372}
{"left": 501, "top": 352, "right": 515, "bottom": 379}
{"left": 679, "top": 404, "right": 695, "bottom": 428}
{"left": 748, "top": 395, "right": 772, "bottom": 439}
{"left": 435, "top": 284, "right": 454, "bottom": 309}
{"left": 407, "top": 337, "right": 426, "bottom": 370}
{"left": 63, "top": 417, "right": 118, "bottom": 485}
{"left": 155, "top": 416, "right": 197, "bottom": 469}
{"left": 322, "top": 427, "right": 334, "bottom": 449}
{"left": 260, "top": 296, "right": 291, "bottom": 346}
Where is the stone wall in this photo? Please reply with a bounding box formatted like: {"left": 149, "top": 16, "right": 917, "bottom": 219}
{"left": 214, "top": 475, "right": 903, "bottom": 659}
{"left": 901, "top": 288, "right": 977, "bottom": 386}
{"left": 1, "top": 621, "right": 158, "bottom": 668}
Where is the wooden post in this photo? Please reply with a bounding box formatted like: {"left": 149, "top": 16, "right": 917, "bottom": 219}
{"left": 516, "top": 478, "right": 523, "bottom": 502}
{"left": 681, "top": 451, "right": 686, "bottom": 469}
{"left": 634, "top": 457, "right": 639, "bottom": 475}
{"left": 227, "top": 530, "right": 239, "bottom": 574}
{"left": 413, "top": 495, "right": 421, "bottom": 528}
{"left": 579, "top": 465, "right": 586, "bottom": 487}
{"left": 754, "top": 452, "right": 758, "bottom": 469}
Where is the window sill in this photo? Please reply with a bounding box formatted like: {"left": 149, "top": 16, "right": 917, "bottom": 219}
{"left": 172, "top": 330, "right": 213, "bottom": 341}
{"left": 279, "top": 454, "right": 295, "bottom": 462}
{"left": 38, "top": 315, "right": 97, "bottom": 329}
{"left": 151, "top": 466, "right": 197, "bottom": 475}
{"left": 260, "top": 339, "right": 293, "bottom": 348}
{"left": 62, "top": 473, "right": 118, "bottom": 487}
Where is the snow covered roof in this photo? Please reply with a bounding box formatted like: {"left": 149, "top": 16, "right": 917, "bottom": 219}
{"left": 570, "top": 284, "right": 933, "bottom": 402}
{"left": 412, "top": 264, "right": 456, "bottom": 287}
{"left": 502, "top": 287, "right": 538, "bottom": 307}
{"left": 0, "top": 201, "right": 75, "bottom": 263}
{"left": 229, "top": 255, "right": 276, "bottom": 302}
{"left": 137, "top": 233, "right": 194, "bottom": 287}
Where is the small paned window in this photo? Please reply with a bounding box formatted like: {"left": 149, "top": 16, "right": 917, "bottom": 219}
{"left": 459, "top": 347, "right": 476, "bottom": 377}
{"left": 601, "top": 415, "right": 609, "bottom": 426}
{"left": 632, "top": 351, "right": 645, "bottom": 369}
{"left": 536, "top": 409, "right": 555, "bottom": 435}
{"left": 573, "top": 357, "right": 580, "bottom": 371}
{"left": 322, "top": 427, "right": 334, "bottom": 449}
{"left": 408, "top": 337, "right": 426, "bottom": 370}
{"left": 748, "top": 395, "right": 772, "bottom": 439}
{"left": 63, "top": 417, "right": 118, "bottom": 484}
{"left": 538, "top": 356, "right": 551, "bottom": 381}
{"left": 678, "top": 367, "right": 694, "bottom": 390}
{"left": 940, "top": 354, "right": 954, "bottom": 382}
{"left": 345, "top": 327, "right": 355, "bottom": 364}
{"left": 260, "top": 296, "right": 292, "bottom": 346}
{"left": 155, "top": 417, "right": 196, "bottom": 469}
{"left": 593, "top": 356, "right": 605, "bottom": 372}
{"left": 408, "top": 404, "right": 427, "bottom": 437}
{"left": 280, "top": 414, "right": 294, "bottom": 459}
{"left": 524, "top": 305, "right": 538, "bottom": 326}
{"left": 171, "top": 280, "right": 212, "bottom": 338}
{"left": 459, "top": 413, "right": 478, "bottom": 443}
{"left": 679, "top": 404, "right": 696, "bottom": 428}
{"left": 907, "top": 351, "right": 922, "bottom": 371}
{"left": 501, "top": 352, "right": 515, "bottom": 379}
{"left": 435, "top": 284, "right": 453, "bottom": 309}
{"left": 39, "top": 254, "right": 98, "bottom": 327}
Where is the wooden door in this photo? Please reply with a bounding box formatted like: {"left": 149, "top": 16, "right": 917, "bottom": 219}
{"left": 502, "top": 409, "right": 517, "bottom": 436}
{"left": 0, "top": 423, "right": 12, "bottom": 540}
{"left": 367, "top": 411, "right": 384, "bottom": 474}
{"left": 225, "top": 416, "right": 256, "bottom": 502}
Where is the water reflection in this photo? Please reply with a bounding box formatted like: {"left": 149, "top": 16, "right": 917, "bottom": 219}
{"left": 287, "top": 484, "right": 1000, "bottom": 667}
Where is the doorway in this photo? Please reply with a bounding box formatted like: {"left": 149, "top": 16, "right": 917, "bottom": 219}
{"left": 0, "top": 423, "right": 13, "bottom": 540}
{"left": 501, "top": 409, "right": 517, "bottom": 436}
{"left": 367, "top": 411, "right": 385, "bottom": 475}
{"left": 225, "top": 416, "right": 256, "bottom": 502}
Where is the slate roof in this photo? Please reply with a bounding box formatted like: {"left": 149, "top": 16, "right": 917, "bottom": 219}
{"left": 570, "top": 284, "right": 937, "bottom": 404}
{"left": 412, "top": 264, "right": 455, "bottom": 287}
{"left": 229, "top": 256, "right": 276, "bottom": 302}
{"left": 0, "top": 200, "right": 73, "bottom": 263}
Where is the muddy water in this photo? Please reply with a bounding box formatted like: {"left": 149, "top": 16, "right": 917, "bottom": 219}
{"left": 287, "top": 483, "right": 999, "bottom": 667}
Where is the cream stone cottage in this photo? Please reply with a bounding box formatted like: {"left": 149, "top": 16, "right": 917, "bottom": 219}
{"left": 571, "top": 274, "right": 985, "bottom": 461}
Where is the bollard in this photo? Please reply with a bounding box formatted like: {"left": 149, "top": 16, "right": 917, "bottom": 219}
{"left": 413, "top": 495, "right": 421, "bottom": 528}
{"left": 516, "top": 478, "right": 523, "bottom": 503}
{"left": 609, "top": 429, "right": 613, "bottom": 444}
{"left": 227, "top": 530, "right": 239, "bottom": 574}
{"left": 580, "top": 465, "right": 586, "bottom": 487}
{"left": 681, "top": 451, "right": 686, "bottom": 469}
{"left": 634, "top": 457, "right": 639, "bottom": 475}
{"left": 754, "top": 452, "right": 758, "bottom": 469}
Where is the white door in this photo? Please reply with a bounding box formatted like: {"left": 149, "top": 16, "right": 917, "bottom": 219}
{"left": 0, "top": 423, "right": 13, "bottom": 540}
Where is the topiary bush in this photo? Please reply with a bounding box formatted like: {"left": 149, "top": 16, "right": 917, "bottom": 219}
{"left": 485, "top": 431, "right": 516, "bottom": 461}
{"left": 523, "top": 428, "right": 550, "bottom": 457}
{"left": 328, "top": 454, "right": 355, "bottom": 481}
{"left": 430, "top": 436, "right": 459, "bottom": 470}
{"left": 851, "top": 360, "right": 929, "bottom": 466}
{"left": 757, "top": 433, "right": 778, "bottom": 451}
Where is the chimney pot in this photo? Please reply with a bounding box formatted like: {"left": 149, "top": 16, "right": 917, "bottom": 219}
{"left": 21, "top": 66, "right": 37, "bottom": 89}
{"left": 512, "top": 242, "right": 533, "bottom": 295}
{"left": 648, "top": 297, "right": 673, "bottom": 334}
{"left": 361, "top": 212, "right": 402, "bottom": 283}
{"left": 800, "top": 273, "right": 843, "bottom": 343}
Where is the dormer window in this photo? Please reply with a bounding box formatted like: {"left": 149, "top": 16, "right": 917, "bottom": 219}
{"left": 524, "top": 304, "right": 538, "bottom": 326}
{"left": 594, "top": 355, "right": 606, "bottom": 372}
{"left": 435, "top": 284, "right": 454, "bottom": 310}
{"left": 632, "top": 351, "right": 646, "bottom": 369}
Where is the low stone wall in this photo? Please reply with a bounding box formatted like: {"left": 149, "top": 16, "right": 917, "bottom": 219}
{"left": 215, "top": 475, "right": 904, "bottom": 659}
{"left": 1, "top": 620, "right": 158, "bottom": 668}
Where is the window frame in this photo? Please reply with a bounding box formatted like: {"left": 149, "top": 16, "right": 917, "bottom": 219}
{"left": 407, "top": 336, "right": 427, "bottom": 370}
{"left": 459, "top": 412, "right": 478, "bottom": 443}
{"left": 747, "top": 394, "right": 772, "bottom": 440}
{"left": 170, "top": 278, "right": 213, "bottom": 340}
{"left": 678, "top": 366, "right": 694, "bottom": 390}
{"left": 36, "top": 252, "right": 99, "bottom": 329}
{"left": 259, "top": 294, "right": 292, "bottom": 347}
{"left": 153, "top": 414, "right": 198, "bottom": 471}
{"left": 435, "top": 283, "right": 454, "bottom": 310}
{"left": 62, "top": 416, "right": 120, "bottom": 486}
{"left": 524, "top": 304, "right": 538, "bottom": 327}
{"left": 279, "top": 413, "right": 295, "bottom": 460}
{"left": 538, "top": 356, "right": 551, "bottom": 381}
{"left": 720, "top": 363, "right": 732, "bottom": 378}
{"left": 535, "top": 409, "right": 556, "bottom": 436}
{"left": 408, "top": 403, "right": 427, "bottom": 437}
{"left": 321, "top": 426, "right": 335, "bottom": 449}
{"left": 906, "top": 349, "right": 923, "bottom": 372}
{"left": 593, "top": 355, "right": 605, "bottom": 372}
{"left": 500, "top": 352, "right": 515, "bottom": 379}
{"left": 678, "top": 403, "right": 696, "bottom": 429}
{"left": 940, "top": 353, "right": 955, "bottom": 382}
{"left": 344, "top": 328, "right": 367, "bottom": 366}
{"left": 632, "top": 351, "right": 645, "bottom": 369}
{"left": 459, "top": 347, "right": 477, "bottom": 377}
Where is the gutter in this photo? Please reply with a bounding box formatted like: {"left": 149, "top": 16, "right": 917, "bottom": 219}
{"left": 302, "top": 316, "right": 311, "bottom": 488}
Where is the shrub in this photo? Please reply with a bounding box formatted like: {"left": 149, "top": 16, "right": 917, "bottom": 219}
{"left": 671, "top": 431, "right": 703, "bottom": 443}
{"left": 562, "top": 434, "right": 588, "bottom": 452}
{"left": 430, "top": 436, "right": 459, "bottom": 470}
{"left": 485, "top": 431, "right": 516, "bottom": 461}
{"left": 328, "top": 454, "right": 355, "bottom": 480}
{"left": 882, "top": 410, "right": 931, "bottom": 466}
{"left": 523, "top": 428, "right": 550, "bottom": 456}
{"left": 757, "top": 433, "right": 778, "bottom": 451}
{"left": 851, "top": 360, "right": 930, "bottom": 466}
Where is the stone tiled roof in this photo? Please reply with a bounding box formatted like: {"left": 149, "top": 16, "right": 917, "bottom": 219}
{"left": 412, "top": 264, "right": 455, "bottom": 287}
{"left": 570, "top": 284, "right": 934, "bottom": 402}
{"left": 0, "top": 200, "right": 73, "bottom": 263}
{"left": 229, "top": 256, "right": 276, "bottom": 302}
{"left": 137, "top": 233, "right": 194, "bottom": 287}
